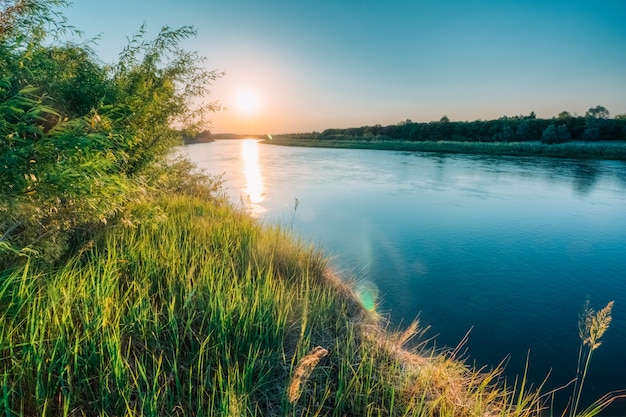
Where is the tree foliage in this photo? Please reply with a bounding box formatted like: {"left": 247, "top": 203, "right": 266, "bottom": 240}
{"left": 0, "top": 0, "right": 73, "bottom": 40}
{"left": 585, "top": 105, "right": 610, "bottom": 119}
{"left": 1, "top": 0, "right": 222, "bottom": 263}
{"left": 541, "top": 123, "right": 571, "bottom": 144}
{"left": 558, "top": 111, "right": 572, "bottom": 120}
{"left": 316, "top": 109, "right": 626, "bottom": 144}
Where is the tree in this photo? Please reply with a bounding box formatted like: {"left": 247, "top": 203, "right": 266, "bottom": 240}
{"left": 616, "top": 114, "right": 626, "bottom": 120}
{"left": 581, "top": 106, "right": 611, "bottom": 141}
{"left": 583, "top": 124, "right": 600, "bottom": 141}
{"left": 558, "top": 111, "right": 572, "bottom": 120}
{"left": 541, "top": 124, "right": 571, "bottom": 144}
{"left": 557, "top": 124, "right": 572, "bottom": 142}
{"left": 109, "top": 23, "right": 223, "bottom": 175}
{"left": 585, "top": 105, "right": 610, "bottom": 119}
{"left": 516, "top": 120, "right": 531, "bottom": 140}
{"left": 440, "top": 115, "right": 450, "bottom": 123}
{"left": 0, "top": 0, "right": 75, "bottom": 43}
{"left": 494, "top": 124, "right": 514, "bottom": 142}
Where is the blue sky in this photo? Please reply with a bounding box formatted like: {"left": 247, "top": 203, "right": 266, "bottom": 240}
{"left": 64, "top": 0, "right": 626, "bottom": 134}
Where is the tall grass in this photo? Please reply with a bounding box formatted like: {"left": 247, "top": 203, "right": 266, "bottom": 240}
{"left": 567, "top": 299, "right": 622, "bottom": 417}
{"left": 1, "top": 195, "right": 548, "bottom": 416}
{"left": 264, "top": 137, "right": 626, "bottom": 160}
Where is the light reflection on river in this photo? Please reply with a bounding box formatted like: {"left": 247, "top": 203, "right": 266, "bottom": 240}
{"left": 240, "top": 139, "right": 265, "bottom": 215}
{"left": 181, "top": 139, "right": 626, "bottom": 414}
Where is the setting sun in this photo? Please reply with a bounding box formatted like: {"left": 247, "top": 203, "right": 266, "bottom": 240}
{"left": 235, "top": 90, "right": 260, "bottom": 117}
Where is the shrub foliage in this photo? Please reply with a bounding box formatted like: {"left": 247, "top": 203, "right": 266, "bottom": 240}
{"left": 0, "top": 0, "right": 222, "bottom": 263}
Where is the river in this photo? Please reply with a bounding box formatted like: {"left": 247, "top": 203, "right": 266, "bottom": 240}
{"left": 181, "top": 139, "right": 626, "bottom": 414}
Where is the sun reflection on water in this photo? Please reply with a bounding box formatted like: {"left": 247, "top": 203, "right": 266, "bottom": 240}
{"left": 241, "top": 139, "right": 265, "bottom": 215}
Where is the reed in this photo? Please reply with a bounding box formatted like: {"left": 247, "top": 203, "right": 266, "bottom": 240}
{"left": 569, "top": 299, "right": 615, "bottom": 417}
{"left": 288, "top": 346, "right": 329, "bottom": 403}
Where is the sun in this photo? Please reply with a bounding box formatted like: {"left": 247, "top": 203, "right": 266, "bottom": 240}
{"left": 235, "top": 90, "right": 260, "bottom": 117}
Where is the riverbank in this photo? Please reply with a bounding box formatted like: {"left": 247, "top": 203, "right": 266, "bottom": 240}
{"left": 262, "top": 136, "right": 626, "bottom": 160}
{"left": 2, "top": 191, "right": 546, "bottom": 416}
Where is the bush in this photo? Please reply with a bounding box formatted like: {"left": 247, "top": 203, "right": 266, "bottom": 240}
{"left": 0, "top": 0, "right": 223, "bottom": 264}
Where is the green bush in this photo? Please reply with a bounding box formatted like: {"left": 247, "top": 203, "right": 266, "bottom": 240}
{"left": 0, "top": 0, "right": 222, "bottom": 264}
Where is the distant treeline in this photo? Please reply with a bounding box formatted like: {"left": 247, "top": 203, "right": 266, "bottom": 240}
{"left": 307, "top": 107, "right": 626, "bottom": 144}
{"left": 185, "top": 132, "right": 269, "bottom": 143}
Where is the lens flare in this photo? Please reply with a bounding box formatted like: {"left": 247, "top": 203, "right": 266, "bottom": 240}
{"left": 355, "top": 281, "right": 379, "bottom": 312}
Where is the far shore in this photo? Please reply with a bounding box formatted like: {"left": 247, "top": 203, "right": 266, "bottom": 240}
{"left": 259, "top": 136, "right": 626, "bottom": 160}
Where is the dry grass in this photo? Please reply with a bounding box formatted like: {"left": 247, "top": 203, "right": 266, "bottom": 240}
{"left": 288, "top": 346, "right": 329, "bottom": 403}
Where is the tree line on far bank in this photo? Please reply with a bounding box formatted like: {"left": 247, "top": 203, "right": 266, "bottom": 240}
{"left": 308, "top": 106, "right": 626, "bottom": 144}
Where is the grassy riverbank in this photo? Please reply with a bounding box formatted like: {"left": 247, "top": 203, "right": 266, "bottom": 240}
{"left": 1, "top": 193, "right": 547, "bottom": 416}
{"left": 263, "top": 136, "right": 626, "bottom": 160}
{"left": 1, "top": 3, "right": 619, "bottom": 415}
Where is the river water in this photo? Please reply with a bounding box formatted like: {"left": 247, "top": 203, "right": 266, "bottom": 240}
{"left": 181, "top": 139, "right": 626, "bottom": 414}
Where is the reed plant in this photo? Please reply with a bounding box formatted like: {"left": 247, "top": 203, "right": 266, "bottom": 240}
{"left": 567, "top": 299, "right": 620, "bottom": 417}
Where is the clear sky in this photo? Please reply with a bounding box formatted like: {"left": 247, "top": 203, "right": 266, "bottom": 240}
{"left": 64, "top": 0, "right": 626, "bottom": 134}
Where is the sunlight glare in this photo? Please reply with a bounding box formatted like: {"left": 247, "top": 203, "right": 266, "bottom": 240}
{"left": 241, "top": 139, "right": 265, "bottom": 215}
{"left": 236, "top": 90, "right": 260, "bottom": 117}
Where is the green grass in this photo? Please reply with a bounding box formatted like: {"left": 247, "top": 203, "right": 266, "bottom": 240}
{"left": 263, "top": 137, "right": 626, "bottom": 160}
{"left": 0, "top": 194, "right": 555, "bottom": 416}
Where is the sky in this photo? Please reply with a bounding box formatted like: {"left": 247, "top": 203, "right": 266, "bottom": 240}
{"left": 63, "top": 0, "right": 626, "bottom": 134}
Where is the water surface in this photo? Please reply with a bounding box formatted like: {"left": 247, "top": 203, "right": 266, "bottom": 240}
{"left": 182, "top": 139, "right": 626, "bottom": 414}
